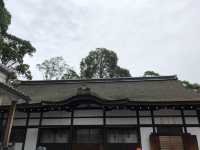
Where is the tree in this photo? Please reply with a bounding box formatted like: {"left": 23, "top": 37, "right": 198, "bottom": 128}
{"left": 0, "top": 0, "right": 11, "bottom": 33}
{"left": 61, "top": 69, "right": 80, "bottom": 80}
{"left": 182, "top": 81, "right": 200, "bottom": 93}
{"left": 0, "top": 0, "right": 36, "bottom": 80}
{"left": 80, "top": 48, "right": 131, "bottom": 79}
{"left": 143, "top": 71, "right": 160, "bottom": 77}
{"left": 37, "top": 56, "right": 79, "bottom": 80}
{"left": 114, "top": 66, "right": 131, "bottom": 78}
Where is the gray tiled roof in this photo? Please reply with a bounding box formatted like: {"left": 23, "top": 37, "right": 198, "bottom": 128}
{"left": 16, "top": 76, "right": 200, "bottom": 104}
{"left": 0, "top": 82, "right": 31, "bottom": 103}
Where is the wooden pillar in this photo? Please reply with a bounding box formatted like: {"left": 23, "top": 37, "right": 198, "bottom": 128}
{"left": 3, "top": 101, "right": 17, "bottom": 149}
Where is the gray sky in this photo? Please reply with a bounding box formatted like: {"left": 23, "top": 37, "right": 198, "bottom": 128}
{"left": 4, "top": 0, "right": 200, "bottom": 83}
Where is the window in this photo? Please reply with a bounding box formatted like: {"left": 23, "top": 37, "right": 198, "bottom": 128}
{"left": 38, "top": 128, "right": 69, "bottom": 150}
{"left": 106, "top": 128, "right": 137, "bottom": 143}
{"left": 75, "top": 128, "right": 102, "bottom": 143}
{"left": 159, "top": 136, "right": 184, "bottom": 150}
{"left": 157, "top": 127, "right": 184, "bottom": 150}
{"left": 40, "top": 128, "right": 69, "bottom": 143}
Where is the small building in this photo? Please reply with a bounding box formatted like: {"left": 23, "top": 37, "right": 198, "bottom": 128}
{"left": 0, "top": 67, "right": 200, "bottom": 150}
{"left": 0, "top": 65, "right": 30, "bottom": 150}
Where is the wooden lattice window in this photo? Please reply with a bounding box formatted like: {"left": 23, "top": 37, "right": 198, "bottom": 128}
{"left": 75, "top": 128, "right": 102, "bottom": 143}
{"left": 150, "top": 133, "right": 199, "bottom": 150}
{"left": 159, "top": 136, "right": 184, "bottom": 150}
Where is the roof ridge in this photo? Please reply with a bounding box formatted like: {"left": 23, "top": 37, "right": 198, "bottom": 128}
{"left": 18, "top": 75, "right": 177, "bottom": 85}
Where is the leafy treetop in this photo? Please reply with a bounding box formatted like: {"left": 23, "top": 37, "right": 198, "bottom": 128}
{"left": 80, "top": 48, "right": 131, "bottom": 79}
{"left": 0, "top": 0, "right": 36, "bottom": 80}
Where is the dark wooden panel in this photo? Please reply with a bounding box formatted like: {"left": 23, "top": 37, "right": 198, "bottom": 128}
{"left": 182, "top": 134, "right": 199, "bottom": 150}
{"left": 72, "top": 144, "right": 103, "bottom": 150}
{"left": 150, "top": 134, "right": 160, "bottom": 150}
{"left": 105, "top": 143, "right": 137, "bottom": 150}
{"left": 39, "top": 143, "right": 69, "bottom": 150}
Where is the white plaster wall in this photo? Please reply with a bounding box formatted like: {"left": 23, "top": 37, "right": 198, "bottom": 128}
{"left": 74, "top": 118, "right": 103, "bottom": 125}
{"left": 74, "top": 110, "right": 103, "bottom": 117}
{"left": 154, "top": 117, "right": 182, "bottom": 124}
{"left": 140, "top": 127, "right": 153, "bottom": 150}
{"left": 15, "top": 111, "right": 27, "bottom": 118}
{"left": 185, "top": 117, "right": 199, "bottom": 124}
{"left": 184, "top": 110, "right": 197, "bottom": 115}
{"left": 106, "top": 118, "right": 137, "bottom": 125}
{"left": 43, "top": 111, "right": 71, "bottom": 117}
{"left": 154, "top": 109, "right": 181, "bottom": 116}
{"left": 42, "top": 119, "right": 71, "bottom": 125}
{"left": 106, "top": 110, "right": 136, "bottom": 116}
{"left": 140, "top": 117, "right": 152, "bottom": 124}
{"left": 187, "top": 127, "right": 200, "bottom": 148}
{"left": 139, "top": 111, "right": 151, "bottom": 116}
{"left": 24, "top": 128, "right": 38, "bottom": 150}
{"left": 13, "top": 143, "right": 23, "bottom": 150}
{"left": 30, "top": 113, "right": 40, "bottom": 118}
{"left": 13, "top": 119, "right": 26, "bottom": 126}
{"left": 29, "top": 119, "right": 40, "bottom": 126}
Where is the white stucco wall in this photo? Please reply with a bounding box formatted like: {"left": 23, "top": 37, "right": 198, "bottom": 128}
{"left": 187, "top": 127, "right": 200, "bottom": 148}
{"left": 13, "top": 143, "right": 23, "bottom": 150}
{"left": 140, "top": 127, "right": 153, "bottom": 150}
{"left": 43, "top": 111, "right": 71, "bottom": 117}
{"left": 24, "top": 128, "right": 38, "bottom": 150}
{"left": 74, "top": 118, "right": 103, "bottom": 125}
{"left": 106, "top": 118, "right": 137, "bottom": 125}
{"left": 106, "top": 110, "right": 136, "bottom": 116}
{"left": 13, "top": 119, "right": 26, "bottom": 126}
{"left": 42, "top": 118, "right": 71, "bottom": 125}
{"left": 140, "top": 117, "right": 152, "bottom": 124}
{"left": 154, "top": 109, "right": 181, "bottom": 116}
{"left": 185, "top": 117, "right": 199, "bottom": 124}
{"left": 154, "top": 117, "right": 182, "bottom": 124}
{"left": 74, "top": 110, "right": 103, "bottom": 117}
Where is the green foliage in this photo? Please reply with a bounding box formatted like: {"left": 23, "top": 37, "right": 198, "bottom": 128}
{"left": 0, "top": 0, "right": 11, "bottom": 33}
{"left": 61, "top": 69, "right": 80, "bottom": 80}
{"left": 181, "top": 80, "right": 200, "bottom": 93}
{"left": 143, "top": 71, "right": 160, "bottom": 77}
{"left": 80, "top": 48, "right": 131, "bottom": 79}
{"left": 114, "top": 66, "right": 131, "bottom": 78}
{"left": 0, "top": 0, "right": 36, "bottom": 80}
{"left": 37, "top": 56, "right": 79, "bottom": 80}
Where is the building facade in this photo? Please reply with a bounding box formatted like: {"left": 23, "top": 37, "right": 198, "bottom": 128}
{"left": 0, "top": 71, "right": 200, "bottom": 150}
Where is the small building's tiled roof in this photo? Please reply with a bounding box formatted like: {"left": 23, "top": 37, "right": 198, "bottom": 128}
{"left": 15, "top": 75, "right": 200, "bottom": 104}
{"left": 0, "top": 82, "right": 31, "bottom": 102}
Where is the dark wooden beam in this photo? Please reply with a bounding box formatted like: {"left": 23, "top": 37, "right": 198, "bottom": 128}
{"left": 3, "top": 101, "right": 17, "bottom": 149}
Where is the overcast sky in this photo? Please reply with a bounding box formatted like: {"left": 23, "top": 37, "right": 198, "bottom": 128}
{"left": 4, "top": 0, "right": 200, "bottom": 83}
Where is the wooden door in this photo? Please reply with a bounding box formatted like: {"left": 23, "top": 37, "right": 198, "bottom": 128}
{"left": 72, "top": 144, "right": 103, "bottom": 150}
